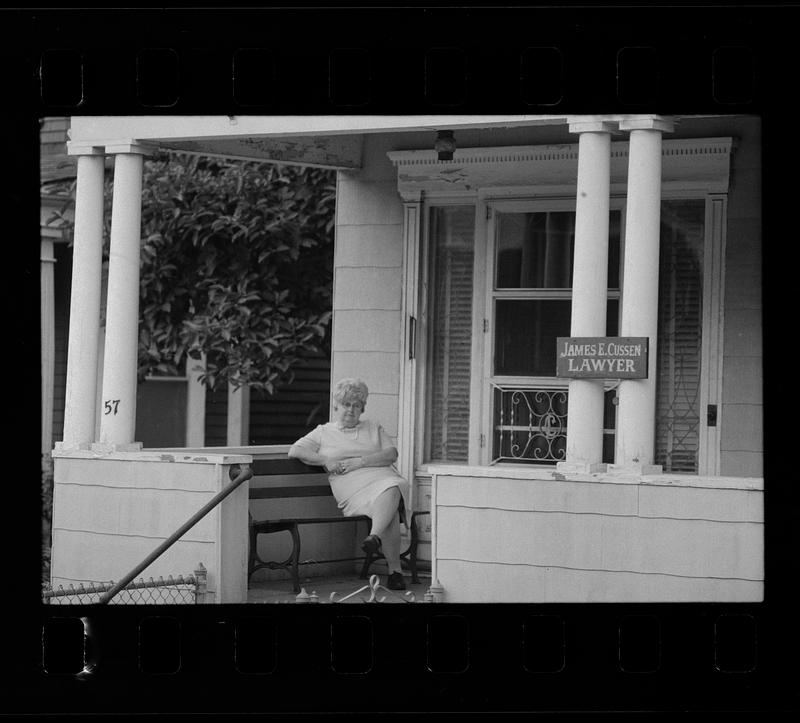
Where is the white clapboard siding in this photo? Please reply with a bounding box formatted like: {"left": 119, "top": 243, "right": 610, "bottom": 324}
{"left": 52, "top": 484, "right": 219, "bottom": 541}
{"left": 431, "top": 470, "right": 763, "bottom": 603}
{"left": 51, "top": 453, "right": 250, "bottom": 602}
{"left": 436, "top": 560, "right": 764, "bottom": 603}
{"left": 436, "top": 506, "right": 763, "bottom": 580}
{"left": 436, "top": 475, "right": 640, "bottom": 516}
{"left": 50, "top": 531, "right": 215, "bottom": 587}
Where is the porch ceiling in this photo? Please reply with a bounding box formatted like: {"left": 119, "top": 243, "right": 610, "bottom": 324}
{"left": 66, "top": 114, "right": 724, "bottom": 170}
{"left": 68, "top": 114, "right": 572, "bottom": 169}
{"left": 154, "top": 134, "right": 366, "bottom": 170}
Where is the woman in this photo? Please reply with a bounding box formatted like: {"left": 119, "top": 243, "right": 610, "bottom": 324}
{"left": 288, "top": 378, "right": 410, "bottom": 590}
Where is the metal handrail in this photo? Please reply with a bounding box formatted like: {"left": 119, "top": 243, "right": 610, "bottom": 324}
{"left": 97, "top": 463, "right": 253, "bottom": 604}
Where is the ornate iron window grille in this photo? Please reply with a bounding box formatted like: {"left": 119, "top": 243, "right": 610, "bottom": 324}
{"left": 491, "top": 384, "right": 569, "bottom": 464}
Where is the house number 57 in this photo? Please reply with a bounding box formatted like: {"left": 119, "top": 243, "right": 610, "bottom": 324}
{"left": 104, "top": 399, "right": 121, "bottom": 415}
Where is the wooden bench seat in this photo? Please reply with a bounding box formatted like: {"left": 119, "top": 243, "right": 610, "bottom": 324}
{"left": 248, "top": 459, "right": 428, "bottom": 593}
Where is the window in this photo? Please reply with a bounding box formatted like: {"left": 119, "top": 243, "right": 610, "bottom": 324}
{"left": 422, "top": 201, "right": 621, "bottom": 466}
{"left": 486, "top": 203, "right": 621, "bottom": 465}
{"left": 392, "top": 138, "right": 730, "bottom": 477}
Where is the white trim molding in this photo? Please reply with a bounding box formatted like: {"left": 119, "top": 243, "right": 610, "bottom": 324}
{"left": 388, "top": 137, "right": 733, "bottom": 197}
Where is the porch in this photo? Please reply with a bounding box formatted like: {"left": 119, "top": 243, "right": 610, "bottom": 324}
{"left": 48, "top": 442, "right": 434, "bottom": 604}
{"left": 46, "top": 113, "right": 764, "bottom": 605}
{"left": 247, "top": 569, "right": 431, "bottom": 604}
{"left": 48, "top": 439, "right": 761, "bottom": 605}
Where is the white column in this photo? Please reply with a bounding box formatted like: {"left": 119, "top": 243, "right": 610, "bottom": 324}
{"left": 227, "top": 384, "right": 251, "bottom": 446}
{"left": 612, "top": 116, "right": 675, "bottom": 473}
{"left": 41, "top": 239, "right": 56, "bottom": 469}
{"left": 59, "top": 150, "right": 106, "bottom": 450}
{"left": 97, "top": 145, "right": 148, "bottom": 449}
{"left": 185, "top": 354, "right": 207, "bottom": 447}
{"left": 559, "top": 119, "right": 615, "bottom": 474}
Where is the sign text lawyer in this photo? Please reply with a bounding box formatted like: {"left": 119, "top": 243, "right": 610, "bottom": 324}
{"left": 556, "top": 337, "right": 649, "bottom": 379}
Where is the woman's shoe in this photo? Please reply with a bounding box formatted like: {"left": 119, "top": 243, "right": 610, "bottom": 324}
{"left": 387, "top": 571, "right": 406, "bottom": 590}
{"left": 361, "top": 534, "right": 382, "bottom": 555}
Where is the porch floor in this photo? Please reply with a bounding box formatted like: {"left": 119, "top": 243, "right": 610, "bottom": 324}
{"left": 247, "top": 568, "right": 432, "bottom": 604}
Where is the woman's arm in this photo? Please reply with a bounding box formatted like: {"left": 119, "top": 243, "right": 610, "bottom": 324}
{"left": 362, "top": 447, "right": 398, "bottom": 467}
{"left": 338, "top": 446, "right": 398, "bottom": 474}
{"left": 288, "top": 443, "right": 341, "bottom": 473}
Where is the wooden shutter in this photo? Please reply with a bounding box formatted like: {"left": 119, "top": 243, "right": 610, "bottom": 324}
{"left": 427, "top": 207, "right": 475, "bottom": 462}
{"left": 655, "top": 200, "right": 705, "bottom": 473}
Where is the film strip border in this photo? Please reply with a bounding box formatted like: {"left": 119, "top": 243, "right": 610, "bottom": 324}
{"left": 13, "top": 7, "right": 779, "bottom": 114}
{"left": 36, "top": 44, "right": 757, "bottom": 111}
{"left": 39, "top": 607, "right": 766, "bottom": 711}
{"left": 4, "top": 6, "right": 796, "bottom": 714}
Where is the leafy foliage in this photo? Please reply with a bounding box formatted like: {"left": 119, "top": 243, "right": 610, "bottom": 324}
{"left": 51, "top": 153, "right": 336, "bottom": 393}
{"left": 137, "top": 154, "right": 335, "bottom": 393}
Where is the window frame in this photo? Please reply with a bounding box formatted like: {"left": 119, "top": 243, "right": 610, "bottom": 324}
{"left": 391, "top": 140, "right": 731, "bottom": 480}
{"left": 479, "top": 197, "right": 626, "bottom": 467}
{"left": 413, "top": 190, "right": 725, "bottom": 474}
{"left": 415, "top": 196, "right": 481, "bottom": 468}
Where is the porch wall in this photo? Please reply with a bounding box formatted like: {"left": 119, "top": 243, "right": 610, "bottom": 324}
{"left": 50, "top": 451, "right": 251, "bottom": 603}
{"left": 431, "top": 469, "right": 763, "bottom": 603}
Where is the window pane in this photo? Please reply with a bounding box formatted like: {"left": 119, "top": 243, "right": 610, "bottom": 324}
{"left": 427, "top": 206, "right": 475, "bottom": 462}
{"left": 494, "top": 299, "right": 618, "bottom": 377}
{"left": 496, "top": 211, "right": 574, "bottom": 288}
{"left": 494, "top": 300, "right": 570, "bottom": 376}
{"left": 655, "top": 200, "right": 705, "bottom": 473}
{"left": 495, "top": 210, "right": 621, "bottom": 289}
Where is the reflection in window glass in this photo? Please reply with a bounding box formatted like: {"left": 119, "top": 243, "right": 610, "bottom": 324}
{"left": 496, "top": 211, "right": 574, "bottom": 289}
{"left": 494, "top": 300, "right": 619, "bottom": 377}
{"left": 495, "top": 210, "right": 621, "bottom": 289}
{"left": 494, "top": 300, "right": 571, "bottom": 377}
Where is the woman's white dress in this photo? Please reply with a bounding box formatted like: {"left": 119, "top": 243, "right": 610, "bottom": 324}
{"left": 292, "top": 418, "right": 410, "bottom": 521}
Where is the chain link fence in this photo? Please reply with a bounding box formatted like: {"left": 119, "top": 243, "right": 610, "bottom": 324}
{"left": 42, "top": 563, "right": 208, "bottom": 605}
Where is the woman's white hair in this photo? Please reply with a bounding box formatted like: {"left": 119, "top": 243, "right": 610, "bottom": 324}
{"left": 332, "top": 378, "right": 369, "bottom": 406}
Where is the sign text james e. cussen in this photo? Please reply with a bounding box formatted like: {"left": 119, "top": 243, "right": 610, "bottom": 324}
{"left": 556, "top": 337, "right": 649, "bottom": 379}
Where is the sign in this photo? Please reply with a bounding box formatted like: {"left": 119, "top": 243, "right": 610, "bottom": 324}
{"left": 556, "top": 337, "right": 649, "bottom": 379}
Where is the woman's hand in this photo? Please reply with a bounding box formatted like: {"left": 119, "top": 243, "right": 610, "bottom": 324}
{"left": 330, "top": 457, "right": 364, "bottom": 475}
{"left": 323, "top": 459, "right": 341, "bottom": 474}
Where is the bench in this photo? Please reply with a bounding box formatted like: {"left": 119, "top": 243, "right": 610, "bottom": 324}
{"left": 248, "top": 458, "right": 429, "bottom": 593}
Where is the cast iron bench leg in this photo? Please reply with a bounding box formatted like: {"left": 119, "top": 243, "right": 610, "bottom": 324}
{"left": 409, "top": 514, "right": 420, "bottom": 585}
{"left": 288, "top": 522, "right": 301, "bottom": 594}
{"left": 248, "top": 520, "right": 258, "bottom": 580}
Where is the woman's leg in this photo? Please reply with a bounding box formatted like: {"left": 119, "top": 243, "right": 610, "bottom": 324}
{"left": 379, "top": 514, "right": 402, "bottom": 574}
{"left": 370, "top": 487, "right": 402, "bottom": 573}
